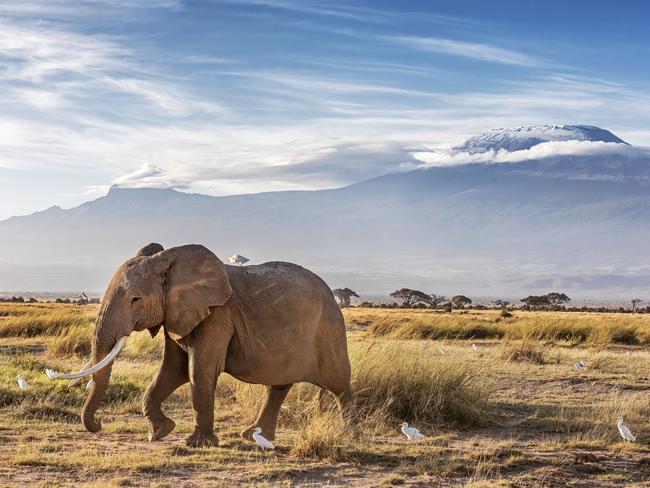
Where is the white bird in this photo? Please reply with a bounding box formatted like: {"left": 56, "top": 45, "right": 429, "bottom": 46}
{"left": 400, "top": 422, "right": 425, "bottom": 440}
{"left": 252, "top": 427, "right": 274, "bottom": 454}
{"left": 617, "top": 417, "right": 636, "bottom": 442}
{"left": 472, "top": 343, "right": 479, "bottom": 352}
{"left": 16, "top": 375, "right": 28, "bottom": 390}
{"left": 45, "top": 368, "right": 59, "bottom": 379}
{"left": 573, "top": 362, "right": 584, "bottom": 370}
{"left": 579, "top": 359, "right": 588, "bottom": 367}
{"left": 228, "top": 254, "right": 249, "bottom": 266}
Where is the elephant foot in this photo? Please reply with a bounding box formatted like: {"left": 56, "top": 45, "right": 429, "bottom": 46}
{"left": 241, "top": 424, "right": 275, "bottom": 442}
{"left": 186, "top": 427, "right": 219, "bottom": 447}
{"left": 148, "top": 416, "right": 176, "bottom": 442}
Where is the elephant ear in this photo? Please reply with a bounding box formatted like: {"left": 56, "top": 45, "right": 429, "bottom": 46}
{"left": 155, "top": 245, "right": 232, "bottom": 341}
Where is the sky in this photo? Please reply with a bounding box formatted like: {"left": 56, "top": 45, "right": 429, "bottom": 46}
{"left": 0, "top": 0, "right": 649, "bottom": 221}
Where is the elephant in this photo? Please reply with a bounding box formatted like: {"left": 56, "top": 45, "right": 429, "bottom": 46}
{"left": 54, "top": 243, "right": 352, "bottom": 447}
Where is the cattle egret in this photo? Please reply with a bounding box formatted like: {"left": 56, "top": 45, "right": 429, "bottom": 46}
{"left": 16, "top": 375, "right": 28, "bottom": 390}
{"left": 472, "top": 343, "right": 479, "bottom": 352}
{"left": 579, "top": 359, "right": 588, "bottom": 367}
{"left": 400, "top": 422, "right": 425, "bottom": 440}
{"left": 617, "top": 417, "right": 636, "bottom": 442}
{"left": 252, "top": 427, "right": 274, "bottom": 455}
{"left": 573, "top": 362, "right": 584, "bottom": 370}
{"left": 228, "top": 254, "right": 249, "bottom": 266}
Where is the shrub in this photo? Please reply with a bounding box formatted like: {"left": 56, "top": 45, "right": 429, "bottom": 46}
{"left": 351, "top": 342, "right": 492, "bottom": 426}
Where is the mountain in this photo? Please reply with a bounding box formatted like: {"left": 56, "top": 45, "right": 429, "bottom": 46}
{"left": 1, "top": 125, "right": 649, "bottom": 300}
{"left": 455, "top": 124, "right": 628, "bottom": 152}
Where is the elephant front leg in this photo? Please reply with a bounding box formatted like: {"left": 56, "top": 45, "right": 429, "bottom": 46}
{"left": 185, "top": 318, "right": 232, "bottom": 448}
{"left": 143, "top": 332, "right": 189, "bottom": 442}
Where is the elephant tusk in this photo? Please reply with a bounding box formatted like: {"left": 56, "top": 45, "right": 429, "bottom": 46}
{"left": 46, "top": 337, "right": 126, "bottom": 380}
{"left": 68, "top": 360, "right": 93, "bottom": 387}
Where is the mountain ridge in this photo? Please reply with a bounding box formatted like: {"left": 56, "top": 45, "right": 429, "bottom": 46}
{"left": 2, "top": 125, "right": 648, "bottom": 298}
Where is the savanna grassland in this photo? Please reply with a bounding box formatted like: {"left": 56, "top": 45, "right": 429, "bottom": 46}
{"left": 1, "top": 304, "right": 650, "bottom": 487}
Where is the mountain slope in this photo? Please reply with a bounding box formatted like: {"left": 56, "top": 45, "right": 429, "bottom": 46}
{"left": 1, "top": 125, "right": 649, "bottom": 299}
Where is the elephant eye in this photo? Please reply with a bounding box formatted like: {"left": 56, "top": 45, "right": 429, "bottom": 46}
{"left": 131, "top": 297, "right": 141, "bottom": 305}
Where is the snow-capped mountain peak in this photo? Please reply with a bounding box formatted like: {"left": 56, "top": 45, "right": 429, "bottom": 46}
{"left": 454, "top": 124, "right": 628, "bottom": 153}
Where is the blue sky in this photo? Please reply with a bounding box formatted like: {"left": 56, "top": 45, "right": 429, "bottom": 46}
{"left": 0, "top": 0, "right": 649, "bottom": 220}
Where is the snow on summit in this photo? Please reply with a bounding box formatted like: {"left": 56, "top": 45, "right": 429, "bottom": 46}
{"left": 455, "top": 125, "right": 628, "bottom": 153}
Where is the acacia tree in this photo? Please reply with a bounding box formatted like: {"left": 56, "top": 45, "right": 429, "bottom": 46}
{"left": 546, "top": 292, "right": 571, "bottom": 307}
{"left": 521, "top": 292, "right": 570, "bottom": 310}
{"left": 631, "top": 298, "right": 643, "bottom": 312}
{"left": 493, "top": 299, "right": 510, "bottom": 310}
{"left": 520, "top": 295, "right": 551, "bottom": 309}
{"left": 332, "top": 288, "right": 359, "bottom": 308}
{"left": 390, "top": 288, "right": 430, "bottom": 307}
{"left": 451, "top": 295, "right": 472, "bottom": 308}
{"left": 425, "top": 293, "right": 449, "bottom": 309}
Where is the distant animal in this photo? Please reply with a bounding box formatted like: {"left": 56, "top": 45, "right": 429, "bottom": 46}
{"left": 573, "top": 362, "right": 584, "bottom": 370}
{"left": 617, "top": 417, "right": 636, "bottom": 442}
{"left": 228, "top": 254, "right": 249, "bottom": 266}
{"left": 16, "top": 375, "right": 28, "bottom": 390}
{"left": 472, "top": 343, "right": 479, "bottom": 352}
{"left": 45, "top": 243, "right": 351, "bottom": 448}
{"left": 400, "top": 422, "right": 425, "bottom": 440}
{"left": 252, "top": 427, "right": 275, "bottom": 453}
{"left": 579, "top": 359, "right": 588, "bottom": 367}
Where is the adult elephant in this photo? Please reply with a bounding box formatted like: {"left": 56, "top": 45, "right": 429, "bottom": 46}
{"left": 50, "top": 243, "right": 352, "bottom": 447}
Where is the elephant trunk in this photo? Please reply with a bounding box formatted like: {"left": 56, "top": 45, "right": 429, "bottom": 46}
{"left": 81, "top": 331, "right": 120, "bottom": 433}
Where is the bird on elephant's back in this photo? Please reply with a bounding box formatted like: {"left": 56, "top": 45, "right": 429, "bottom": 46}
{"left": 48, "top": 242, "right": 352, "bottom": 447}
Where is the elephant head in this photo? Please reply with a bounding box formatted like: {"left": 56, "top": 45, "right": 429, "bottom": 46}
{"left": 71, "top": 243, "right": 232, "bottom": 433}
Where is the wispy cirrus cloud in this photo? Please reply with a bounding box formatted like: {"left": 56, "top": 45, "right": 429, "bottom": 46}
{"left": 387, "top": 36, "right": 541, "bottom": 67}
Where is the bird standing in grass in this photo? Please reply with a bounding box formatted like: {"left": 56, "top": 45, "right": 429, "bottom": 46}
{"left": 472, "top": 343, "right": 479, "bottom": 352}
{"left": 228, "top": 254, "right": 249, "bottom": 266}
{"left": 16, "top": 375, "right": 28, "bottom": 390}
{"left": 252, "top": 427, "right": 274, "bottom": 456}
{"left": 617, "top": 417, "right": 636, "bottom": 442}
{"left": 400, "top": 422, "right": 425, "bottom": 440}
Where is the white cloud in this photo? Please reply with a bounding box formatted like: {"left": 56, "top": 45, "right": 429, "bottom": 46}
{"left": 412, "top": 140, "right": 648, "bottom": 167}
{"left": 388, "top": 36, "right": 540, "bottom": 66}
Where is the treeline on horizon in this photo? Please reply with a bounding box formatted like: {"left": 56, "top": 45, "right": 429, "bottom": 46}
{"left": 332, "top": 288, "right": 648, "bottom": 314}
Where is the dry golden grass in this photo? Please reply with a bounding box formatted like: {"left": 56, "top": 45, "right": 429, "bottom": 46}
{"left": 2, "top": 304, "right": 650, "bottom": 486}
{"left": 348, "top": 307, "right": 650, "bottom": 345}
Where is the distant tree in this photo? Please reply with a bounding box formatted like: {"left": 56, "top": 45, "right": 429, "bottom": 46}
{"left": 521, "top": 293, "right": 570, "bottom": 310}
{"left": 332, "top": 288, "right": 359, "bottom": 308}
{"left": 451, "top": 295, "right": 472, "bottom": 308}
{"left": 493, "top": 299, "right": 510, "bottom": 310}
{"left": 390, "top": 288, "right": 430, "bottom": 307}
{"left": 424, "top": 293, "right": 448, "bottom": 309}
{"left": 520, "top": 295, "right": 551, "bottom": 310}
{"left": 546, "top": 292, "right": 571, "bottom": 307}
{"left": 631, "top": 298, "right": 643, "bottom": 312}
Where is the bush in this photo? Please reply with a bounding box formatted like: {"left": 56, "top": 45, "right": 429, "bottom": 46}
{"left": 351, "top": 342, "right": 492, "bottom": 426}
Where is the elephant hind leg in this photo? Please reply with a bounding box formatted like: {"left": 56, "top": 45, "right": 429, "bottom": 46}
{"left": 241, "top": 384, "right": 292, "bottom": 442}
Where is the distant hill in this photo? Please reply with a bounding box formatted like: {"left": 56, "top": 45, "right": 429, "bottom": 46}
{"left": 1, "top": 125, "right": 648, "bottom": 299}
